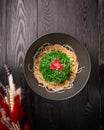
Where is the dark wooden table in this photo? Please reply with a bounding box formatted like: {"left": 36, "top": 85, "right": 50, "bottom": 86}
{"left": 0, "top": 0, "right": 104, "bottom": 130}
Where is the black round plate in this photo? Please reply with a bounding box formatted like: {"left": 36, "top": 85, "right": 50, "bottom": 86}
{"left": 24, "top": 33, "right": 91, "bottom": 100}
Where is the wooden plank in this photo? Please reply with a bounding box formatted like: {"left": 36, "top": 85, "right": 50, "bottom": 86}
{"left": 98, "top": 0, "right": 104, "bottom": 129}
{"left": 98, "top": 0, "right": 104, "bottom": 65}
{"left": 0, "top": 0, "right": 7, "bottom": 83}
{"left": 6, "top": 0, "right": 37, "bottom": 76}
{"left": 37, "top": 0, "right": 100, "bottom": 130}
{"left": 6, "top": 0, "right": 38, "bottom": 129}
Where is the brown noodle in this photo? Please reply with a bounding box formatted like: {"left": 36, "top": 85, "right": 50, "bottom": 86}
{"left": 33, "top": 44, "right": 78, "bottom": 91}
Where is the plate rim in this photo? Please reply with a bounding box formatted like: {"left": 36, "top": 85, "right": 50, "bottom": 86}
{"left": 23, "top": 33, "right": 91, "bottom": 100}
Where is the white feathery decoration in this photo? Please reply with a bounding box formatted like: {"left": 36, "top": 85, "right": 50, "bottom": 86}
{"left": 15, "top": 88, "right": 22, "bottom": 101}
{"left": 8, "top": 74, "right": 16, "bottom": 111}
{"left": 8, "top": 74, "right": 15, "bottom": 91}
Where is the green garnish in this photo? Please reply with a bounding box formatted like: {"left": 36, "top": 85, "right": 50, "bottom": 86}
{"left": 39, "top": 51, "right": 71, "bottom": 84}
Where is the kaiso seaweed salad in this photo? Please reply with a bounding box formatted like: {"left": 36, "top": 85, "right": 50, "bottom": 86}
{"left": 39, "top": 51, "right": 71, "bottom": 84}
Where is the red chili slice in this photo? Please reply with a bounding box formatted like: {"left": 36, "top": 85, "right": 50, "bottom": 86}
{"left": 50, "top": 58, "right": 63, "bottom": 70}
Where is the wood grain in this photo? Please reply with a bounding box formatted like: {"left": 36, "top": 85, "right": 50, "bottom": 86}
{"left": 98, "top": 0, "right": 104, "bottom": 129}
{"left": 98, "top": 0, "right": 104, "bottom": 65}
{"left": 38, "top": 0, "right": 100, "bottom": 130}
{"left": 0, "top": 0, "right": 7, "bottom": 83}
{"left": 0, "top": 0, "right": 101, "bottom": 130}
{"left": 6, "top": 0, "right": 38, "bottom": 129}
